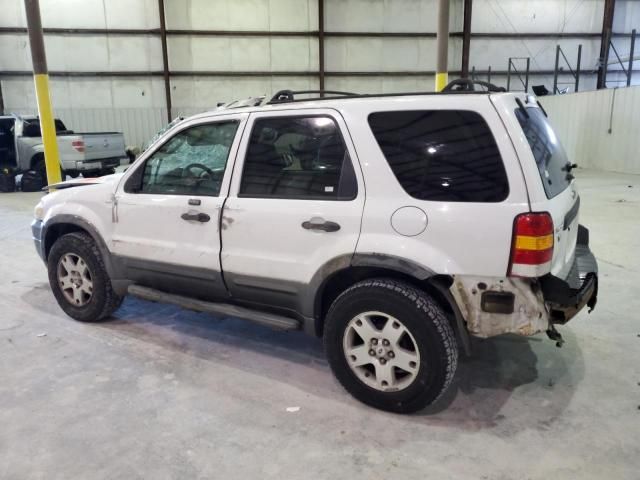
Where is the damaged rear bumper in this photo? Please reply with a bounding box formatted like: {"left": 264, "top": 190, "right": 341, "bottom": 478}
{"left": 449, "top": 224, "right": 598, "bottom": 339}
{"left": 540, "top": 225, "right": 598, "bottom": 324}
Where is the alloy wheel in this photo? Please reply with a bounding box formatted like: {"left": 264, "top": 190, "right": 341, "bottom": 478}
{"left": 57, "top": 253, "right": 94, "bottom": 307}
{"left": 342, "top": 311, "right": 421, "bottom": 392}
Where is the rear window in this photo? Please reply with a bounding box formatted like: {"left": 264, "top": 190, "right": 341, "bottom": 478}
{"left": 22, "top": 118, "right": 67, "bottom": 137}
{"left": 515, "top": 106, "right": 570, "bottom": 199}
{"left": 368, "top": 110, "right": 509, "bottom": 202}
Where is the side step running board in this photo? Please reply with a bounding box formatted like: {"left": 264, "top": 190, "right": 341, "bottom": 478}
{"left": 127, "top": 285, "right": 301, "bottom": 331}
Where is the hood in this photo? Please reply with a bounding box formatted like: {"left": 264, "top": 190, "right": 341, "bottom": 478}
{"left": 44, "top": 172, "right": 125, "bottom": 191}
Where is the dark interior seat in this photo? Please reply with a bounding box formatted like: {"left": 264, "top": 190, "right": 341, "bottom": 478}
{"left": 240, "top": 142, "right": 285, "bottom": 195}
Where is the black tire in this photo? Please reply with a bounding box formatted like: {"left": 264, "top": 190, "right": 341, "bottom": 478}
{"left": 20, "top": 170, "right": 46, "bottom": 192}
{"left": 33, "top": 156, "right": 63, "bottom": 186}
{"left": 47, "top": 232, "right": 123, "bottom": 322}
{"left": 324, "top": 278, "right": 458, "bottom": 413}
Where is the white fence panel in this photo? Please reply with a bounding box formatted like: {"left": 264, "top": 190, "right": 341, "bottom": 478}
{"left": 542, "top": 86, "right": 640, "bottom": 175}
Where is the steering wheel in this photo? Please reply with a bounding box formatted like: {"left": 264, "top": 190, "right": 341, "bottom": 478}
{"left": 184, "top": 163, "right": 215, "bottom": 178}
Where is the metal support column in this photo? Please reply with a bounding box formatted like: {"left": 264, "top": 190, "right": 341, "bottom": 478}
{"left": 318, "top": 0, "right": 325, "bottom": 95}
{"left": 0, "top": 80, "right": 4, "bottom": 115}
{"left": 158, "top": 0, "right": 172, "bottom": 122}
{"left": 575, "top": 44, "right": 582, "bottom": 91}
{"left": 597, "top": 0, "right": 616, "bottom": 89}
{"left": 553, "top": 45, "right": 560, "bottom": 93}
{"left": 628, "top": 29, "right": 636, "bottom": 87}
{"left": 23, "top": 0, "right": 61, "bottom": 185}
{"left": 461, "top": 0, "right": 472, "bottom": 78}
{"left": 435, "top": 0, "right": 450, "bottom": 91}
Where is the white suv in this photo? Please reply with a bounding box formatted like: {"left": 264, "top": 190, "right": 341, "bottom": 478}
{"left": 32, "top": 83, "right": 598, "bottom": 413}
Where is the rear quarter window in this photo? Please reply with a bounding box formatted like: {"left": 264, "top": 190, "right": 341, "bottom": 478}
{"left": 368, "top": 110, "right": 509, "bottom": 202}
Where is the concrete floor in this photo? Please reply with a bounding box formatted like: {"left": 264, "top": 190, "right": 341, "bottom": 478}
{"left": 0, "top": 169, "right": 638, "bottom": 479}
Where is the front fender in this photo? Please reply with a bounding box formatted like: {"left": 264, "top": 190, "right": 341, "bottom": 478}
{"left": 40, "top": 183, "right": 120, "bottom": 277}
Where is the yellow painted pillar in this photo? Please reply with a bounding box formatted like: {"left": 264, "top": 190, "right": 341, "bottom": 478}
{"left": 435, "top": 72, "right": 449, "bottom": 92}
{"left": 24, "top": 0, "right": 62, "bottom": 185}
{"left": 435, "top": 0, "right": 450, "bottom": 92}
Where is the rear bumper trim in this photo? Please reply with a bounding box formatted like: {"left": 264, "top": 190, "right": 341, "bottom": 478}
{"left": 77, "top": 157, "right": 124, "bottom": 170}
{"left": 540, "top": 224, "right": 598, "bottom": 324}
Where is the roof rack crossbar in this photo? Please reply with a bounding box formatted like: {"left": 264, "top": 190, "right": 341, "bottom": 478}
{"left": 268, "top": 89, "right": 358, "bottom": 104}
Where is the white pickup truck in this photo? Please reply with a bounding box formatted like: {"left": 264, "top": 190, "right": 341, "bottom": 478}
{"left": 0, "top": 114, "right": 127, "bottom": 182}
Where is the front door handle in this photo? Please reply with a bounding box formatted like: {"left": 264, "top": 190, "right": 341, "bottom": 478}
{"left": 302, "top": 219, "right": 341, "bottom": 232}
{"left": 181, "top": 212, "right": 210, "bottom": 223}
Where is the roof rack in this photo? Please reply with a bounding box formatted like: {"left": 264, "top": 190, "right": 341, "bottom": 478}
{"left": 268, "top": 89, "right": 357, "bottom": 104}
{"left": 442, "top": 78, "right": 506, "bottom": 93}
{"left": 259, "top": 79, "right": 506, "bottom": 106}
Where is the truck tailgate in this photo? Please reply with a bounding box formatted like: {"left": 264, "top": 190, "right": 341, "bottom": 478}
{"left": 81, "top": 133, "right": 125, "bottom": 161}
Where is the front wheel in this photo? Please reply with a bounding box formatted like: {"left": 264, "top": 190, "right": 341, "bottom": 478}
{"left": 47, "top": 232, "right": 123, "bottom": 322}
{"left": 324, "top": 278, "right": 458, "bottom": 413}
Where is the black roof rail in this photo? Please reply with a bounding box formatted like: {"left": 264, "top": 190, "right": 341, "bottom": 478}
{"left": 268, "top": 89, "right": 358, "bottom": 104}
{"left": 262, "top": 80, "right": 508, "bottom": 106}
{"left": 442, "top": 78, "right": 506, "bottom": 93}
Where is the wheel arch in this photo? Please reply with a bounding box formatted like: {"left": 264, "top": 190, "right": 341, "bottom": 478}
{"left": 312, "top": 255, "right": 471, "bottom": 354}
{"left": 43, "top": 215, "right": 122, "bottom": 283}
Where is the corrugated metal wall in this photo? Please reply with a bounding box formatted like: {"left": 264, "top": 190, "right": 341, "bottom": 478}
{"left": 10, "top": 108, "right": 170, "bottom": 149}
{"left": 542, "top": 85, "right": 640, "bottom": 175}
{"left": 10, "top": 84, "right": 640, "bottom": 170}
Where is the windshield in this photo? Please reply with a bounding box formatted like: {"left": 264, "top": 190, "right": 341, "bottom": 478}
{"left": 143, "top": 117, "right": 184, "bottom": 151}
{"left": 515, "top": 106, "right": 571, "bottom": 199}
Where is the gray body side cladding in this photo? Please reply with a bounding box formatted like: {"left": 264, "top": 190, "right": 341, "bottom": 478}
{"left": 36, "top": 217, "right": 463, "bottom": 342}
{"left": 351, "top": 253, "right": 434, "bottom": 280}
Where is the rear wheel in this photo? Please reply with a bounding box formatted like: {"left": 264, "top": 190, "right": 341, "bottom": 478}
{"left": 48, "top": 232, "right": 123, "bottom": 322}
{"left": 33, "top": 156, "right": 63, "bottom": 186}
{"left": 324, "top": 278, "right": 458, "bottom": 413}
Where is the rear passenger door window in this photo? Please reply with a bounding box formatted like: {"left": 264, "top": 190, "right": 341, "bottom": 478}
{"left": 368, "top": 110, "right": 508, "bottom": 202}
{"left": 239, "top": 116, "right": 357, "bottom": 200}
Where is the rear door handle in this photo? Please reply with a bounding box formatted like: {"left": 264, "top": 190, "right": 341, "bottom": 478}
{"left": 302, "top": 219, "right": 341, "bottom": 232}
{"left": 181, "top": 212, "right": 210, "bottom": 223}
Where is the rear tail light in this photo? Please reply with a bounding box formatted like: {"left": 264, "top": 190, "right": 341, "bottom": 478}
{"left": 71, "top": 140, "right": 85, "bottom": 152}
{"left": 508, "top": 212, "right": 554, "bottom": 277}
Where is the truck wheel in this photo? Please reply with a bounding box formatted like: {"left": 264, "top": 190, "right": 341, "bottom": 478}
{"left": 323, "top": 278, "right": 458, "bottom": 413}
{"left": 33, "top": 157, "right": 63, "bottom": 186}
{"left": 47, "top": 232, "right": 123, "bottom": 322}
